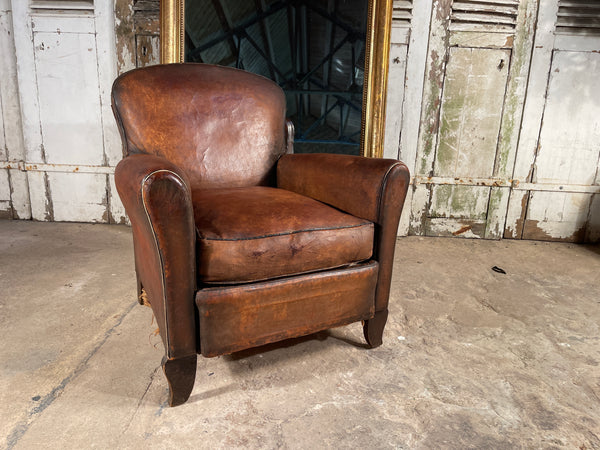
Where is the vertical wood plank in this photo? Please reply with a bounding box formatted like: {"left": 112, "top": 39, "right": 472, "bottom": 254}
{"left": 11, "top": 3, "right": 44, "bottom": 165}
{"left": 115, "top": 0, "right": 137, "bottom": 74}
{"left": 383, "top": 43, "right": 407, "bottom": 160}
{"left": 484, "top": 186, "right": 510, "bottom": 239}
{"left": 504, "top": 189, "right": 529, "bottom": 239}
{"left": 409, "top": 0, "right": 452, "bottom": 235}
{"left": 511, "top": 0, "right": 560, "bottom": 183}
{"left": 0, "top": 168, "right": 10, "bottom": 217}
{"left": 534, "top": 51, "right": 600, "bottom": 186}
{"left": 399, "top": 0, "right": 432, "bottom": 169}
{"left": 397, "top": 0, "right": 433, "bottom": 236}
{"left": 95, "top": 0, "right": 122, "bottom": 168}
{"left": 487, "top": 0, "right": 539, "bottom": 238}
{"left": 8, "top": 169, "right": 31, "bottom": 220}
{"left": 27, "top": 171, "right": 51, "bottom": 221}
{"left": 108, "top": 174, "right": 128, "bottom": 225}
{"left": 586, "top": 194, "right": 600, "bottom": 242}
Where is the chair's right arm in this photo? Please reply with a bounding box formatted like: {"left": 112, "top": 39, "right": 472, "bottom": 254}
{"left": 277, "top": 153, "right": 411, "bottom": 313}
{"left": 115, "top": 153, "right": 197, "bottom": 360}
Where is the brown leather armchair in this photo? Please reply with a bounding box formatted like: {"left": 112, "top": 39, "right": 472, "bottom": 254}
{"left": 112, "top": 64, "right": 410, "bottom": 406}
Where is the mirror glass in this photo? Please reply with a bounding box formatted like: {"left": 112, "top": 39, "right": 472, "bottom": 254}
{"left": 184, "top": 1, "right": 367, "bottom": 155}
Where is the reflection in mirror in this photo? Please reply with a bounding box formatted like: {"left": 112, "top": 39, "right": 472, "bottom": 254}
{"left": 185, "top": 1, "right": 367, "bottom": 155}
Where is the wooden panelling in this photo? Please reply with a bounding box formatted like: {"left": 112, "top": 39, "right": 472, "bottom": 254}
{"left": 434, "top": 47, "right": 510, "bottom": 179}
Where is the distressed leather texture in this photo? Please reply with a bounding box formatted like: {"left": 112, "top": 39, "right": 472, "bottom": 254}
{"left": 112, "top": 63, "right": 410, "bottom": 406}
{"left": 197, "top": 262, "right": 379, "bottom": 357}
{"left": 194, "top": 186, "right": 374, "bottom": 284}
{"left": 114, "top": 153, "right": 197, "bottom": 359}
{"left": 277, "top": 153, "right": 411, "bottom": 310}
{"left": 112, "top": 63, "right": 287, "bottom": 190}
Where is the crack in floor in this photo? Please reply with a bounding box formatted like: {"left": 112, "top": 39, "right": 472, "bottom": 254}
{"left": 5, "top": 301, "right": 137, "bottom": 450}
{"left": 122, "top": 364, "right": 161, "bottom": 434}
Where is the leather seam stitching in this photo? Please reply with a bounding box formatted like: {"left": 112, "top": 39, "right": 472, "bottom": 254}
{"left": 141, "top": 168, "right": 190, "bottom": 359}
{"left": 198, "top": 222, "right": 373, "bottom": 241}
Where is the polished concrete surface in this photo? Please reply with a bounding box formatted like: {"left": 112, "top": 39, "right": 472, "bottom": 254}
{"left": 1, "top": 221, "right": 599, "bottom": 449}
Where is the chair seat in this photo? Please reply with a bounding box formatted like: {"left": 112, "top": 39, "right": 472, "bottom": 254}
{"left": 193, "top": 186, "right": 374, "bottom": 284}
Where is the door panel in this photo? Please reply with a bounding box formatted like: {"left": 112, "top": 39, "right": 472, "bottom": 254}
{"left": 506, "top": 0, "right": 600, "bottom": 242}
{"left": 534, "top": 51, "right": 600, "bottom": 186}
{"left": 429, "top": 185, "right": 490, "bottom": 220}
{"left": 411, "top": 0, "right": 537, "bottom": 239}
{"left": 434, "top": 47, "right": 510, "bottom": 179}
{"left": 11, "top": 1, "right": 121, "bottom": 222}
{"left": 523, "top": 191, "right": 593, "bottom": 242}
{"left": 33, "top": 30, "right": 105, "bottom": 166}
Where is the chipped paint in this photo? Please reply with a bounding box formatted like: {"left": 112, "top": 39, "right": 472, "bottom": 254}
{"left": 417, "top": 0, "right": 452, "bottom": 176}
{"left": 523, "top": 220, "right": 586, "bottom": 243}
{"left": 42, "top": 172, "right": 54, "bottom": 221}
{"left": 409, "top": 0, "right": 452, "bottom": 235}
{"left": 506, "top": 0, "right": 599, "bottom": 243}
{"left": 435, "top": 46, "right": 510, "bottom": 178}
{"left": 430, "top": 185, "right": 489, "bottom": 220}
{"left": 426, "top": 218, "right": 485, "bottom": 238}
{"left": 115, "top": 0, "right": 136, "bottom": 73}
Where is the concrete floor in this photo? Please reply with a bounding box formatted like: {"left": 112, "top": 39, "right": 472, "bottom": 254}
{"left": 0, "top": 221, "right": 599, "bottom": 449}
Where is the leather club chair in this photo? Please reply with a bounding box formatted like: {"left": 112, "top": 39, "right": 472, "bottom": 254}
{"left": 112, "top": 64, "right": 410, "bottom": 406}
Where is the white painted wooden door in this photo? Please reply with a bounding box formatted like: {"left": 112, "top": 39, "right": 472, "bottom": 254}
{"left": 505, "top": 0, "right": 600, "bottom": 242}
{"left": 409, "top": 0, "right": 538, "bottom": 239}
{"left": 10, "top": 0, "right": 124, "bottom": 223}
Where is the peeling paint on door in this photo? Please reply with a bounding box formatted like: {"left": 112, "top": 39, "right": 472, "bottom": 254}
{"left": 506, "top": 0, "right": 600, "bottom": 243}
{"left": 410, "top": 0, "right": 538, "bottom": 240}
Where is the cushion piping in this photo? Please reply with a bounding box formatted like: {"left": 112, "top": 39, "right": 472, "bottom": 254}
{"left": 196, "top": 221, "right": 373, "bottom": 242}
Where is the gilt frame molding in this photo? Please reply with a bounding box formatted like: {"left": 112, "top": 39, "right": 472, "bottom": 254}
{"left": 159, "top": 0, "right": 392, "bottom": 158}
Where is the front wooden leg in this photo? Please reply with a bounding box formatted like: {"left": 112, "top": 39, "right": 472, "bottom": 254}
{"left": 363, "top": 309, "right": 388, "bottom": 348}
{"left": 162, "top": 354, "right": 197, "bottom": 407}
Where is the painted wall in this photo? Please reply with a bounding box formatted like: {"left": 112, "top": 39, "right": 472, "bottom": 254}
{"left": 1, "top": 0, "right": 599, "bottom": 242}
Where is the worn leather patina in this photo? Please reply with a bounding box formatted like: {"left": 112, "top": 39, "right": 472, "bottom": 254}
{"left": 194, "top": 186, "right": 374, "bottom": 284}
{"left": 112, "top": 63, "right": 410, "bottom": 406}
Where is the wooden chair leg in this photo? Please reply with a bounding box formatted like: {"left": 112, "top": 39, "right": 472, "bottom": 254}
{"left": 363, "top": 309, "right": 389, "bottom": 348}
{"left": 162, "top": 354, "right": 197, "bottom": 407}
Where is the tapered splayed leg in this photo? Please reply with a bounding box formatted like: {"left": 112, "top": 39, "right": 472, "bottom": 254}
{"left": 162, "top": 354, "right": 197, "bottom": 407}
{"left": 363, "top": 309, "right": 388, "bottom": 348}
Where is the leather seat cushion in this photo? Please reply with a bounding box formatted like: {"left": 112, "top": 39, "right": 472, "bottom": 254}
{"left": 193, "top": 186, "right": 374, "bottom": 284}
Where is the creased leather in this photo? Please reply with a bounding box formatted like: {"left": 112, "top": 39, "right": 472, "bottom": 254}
{"left": 115, "top": 153, "right": 197, "bottom": 358}
{"left": 277, "top": 153, "right": 410, "bottom": 311}
{"left": 196, "top": 261, "right": 379, "bottom": 357}
{"left": 112, "top": 63, "right": 287, "bottom": 191}
{"left": 193, "top": 186, "right": 374, "bottom": 283}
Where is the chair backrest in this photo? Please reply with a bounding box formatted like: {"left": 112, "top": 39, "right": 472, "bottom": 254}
{"left": 112, "top": 64, "right": 287, "bottom": 190}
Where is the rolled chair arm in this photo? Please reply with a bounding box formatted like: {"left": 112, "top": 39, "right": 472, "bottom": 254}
{"left": 277, "top": 153, "right": 410, "bottom": 311}
{"left": 115, "top": 153, "right": 196, "bottom": 359}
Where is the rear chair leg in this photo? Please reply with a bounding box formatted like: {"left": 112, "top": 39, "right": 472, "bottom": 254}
{"left": 363, "top": 309, "right": 389, "bottom": 348}
{"left": 162, "top": 354, "right": 197, "bottom": 407}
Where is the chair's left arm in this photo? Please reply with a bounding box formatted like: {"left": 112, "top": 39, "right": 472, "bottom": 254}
{"left": 115, "top": 153, "right": 197, "bottom": 360}
{"left": 277, "top": 153, "right": 410, "bottom": 313}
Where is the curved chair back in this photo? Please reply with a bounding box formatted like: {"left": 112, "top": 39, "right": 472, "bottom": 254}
{"left": 112, "top": 64, "right": 287, "bottom": 190}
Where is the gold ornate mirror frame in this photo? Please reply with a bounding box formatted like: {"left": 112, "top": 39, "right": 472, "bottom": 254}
{"left": 159, "top": 0, "right": 392, "bottom": 158}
